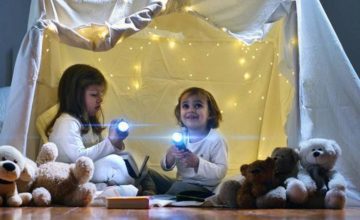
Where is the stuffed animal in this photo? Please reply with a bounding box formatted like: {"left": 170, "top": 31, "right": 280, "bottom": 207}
{"left": 256, "top": 147, "right": 308, "bottom": 208}
{"left": 297, "top": 138, "right": 346, "bottom": 209}
{"left": 0, "top": 145, "right": 32, "bottom": 207}
{"left": 17, "top": 142, "right": 97, "bottom": 206}
{"left": 236, "top": 157, "right": 277, "bottom": 209}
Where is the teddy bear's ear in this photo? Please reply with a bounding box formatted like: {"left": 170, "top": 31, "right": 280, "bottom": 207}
{"left": 240, "top": 164, "right": 249, "bottom": 176}
{"left": 19, "top": 158, "right": 37, "bottom": 181}
{"left": 271, "top": 147, "right": 281, "bottom": 157}
{"left": 329, "top": 139, "right": 342, "bottom": 156}
{"left": 265, "top": 157, "right": 275, "bottom": 168}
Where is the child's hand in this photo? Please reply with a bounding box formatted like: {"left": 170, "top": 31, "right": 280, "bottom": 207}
{"left": 179, "top": 151, "right": 199, "bottom": 170}
{"left": 108, "top": 119, "right": 127, "bottom": 150}
{"left": 165, "top": 145, "right": 187, "bottom": 168}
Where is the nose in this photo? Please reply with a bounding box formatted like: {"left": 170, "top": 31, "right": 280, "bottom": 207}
{"left": 313, "top": 151, "right": 320, "bottom": 157}
{"left": 3, "top": 162, "right": 16, "bottom": 171}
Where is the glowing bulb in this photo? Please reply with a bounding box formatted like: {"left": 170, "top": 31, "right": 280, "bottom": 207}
{"left": 216, "top": 43, "right": 220, "bottom": 47}
{"left": 98, "top": 58, "right": 102, "bottom": 62}
{"left": 117, "top": 121, "right": 129, "bottom": 132}
{"left": 172, "top": 132, "right": 183, "bottom": 143}
{"left": 258, "top": 117, "right": 262, "bottom": 121}
{"left": 182, "top": 57, "right": 186, "bottom": 62}
{"left": 110, "top": 74, "right": 114, "bottom": 77}
{"left": 221, "top": 27, "right": 227, "bottom": 32}
{"left": 46, "top": 48, "right": 50, "bottom": 52}
{"left": 172, "top": 132, "right": 187, "bottom": 151}
{"left": 188, "top": 42, "right": 192, "bottom": 46}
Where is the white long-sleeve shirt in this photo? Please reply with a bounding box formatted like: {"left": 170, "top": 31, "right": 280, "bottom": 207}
{"left": 161, "top": 128, "right": 228, "bottom": 191}
{"left": 49, "top": 113, "right": 119, "bottom": 163}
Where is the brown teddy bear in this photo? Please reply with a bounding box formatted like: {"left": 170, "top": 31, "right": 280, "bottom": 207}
{"left": 236, "top": 157, "right": 277, "bottom": 209}
{"left": 256, "top": 147, "right": 307, "bottom": 208}
{"left": 0, "top": 145, "right": 32, "bottom": 207}
{"left": 17, "top": 142, "right": 97, "bottom": 206}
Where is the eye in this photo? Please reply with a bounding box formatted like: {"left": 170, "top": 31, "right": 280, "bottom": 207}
{"left": 182, "top": 103, "right": 189, "bottom": 109}
{"left": 13, "top": 159, "right": 18, "bottom": 164}
{"left": 312, "top": 149, "right": 316, "bottom": 152}
{"left": 2, "top": 157, "right": 6, "bottom": 161}
{"left": 194, "top": 103, "right": 203, "bottom": 109}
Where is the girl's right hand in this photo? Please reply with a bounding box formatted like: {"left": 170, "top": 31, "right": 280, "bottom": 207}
{"left": 165, "top": 145, "right": 187, "bottom": 166}
{"left": 108, "top": 119, "right": 127, "bottom": 150}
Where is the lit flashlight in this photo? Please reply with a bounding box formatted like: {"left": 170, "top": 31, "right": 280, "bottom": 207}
{"left": 117, "top": 120, "right": 129, "bottom": 140}
{"left": 172, "top": 132, "right": 187, "bottom": 151}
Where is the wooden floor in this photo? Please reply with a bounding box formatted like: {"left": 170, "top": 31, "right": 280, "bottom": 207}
{"left": 1, "top": 207, "right": 360, "bottom": 220}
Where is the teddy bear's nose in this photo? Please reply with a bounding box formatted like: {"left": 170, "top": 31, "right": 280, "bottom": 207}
{"left": 313, "top": 151, "right": 320, "bottom": 157}
{"left": 3, "top": 162, "right": 16, "bottom": 172}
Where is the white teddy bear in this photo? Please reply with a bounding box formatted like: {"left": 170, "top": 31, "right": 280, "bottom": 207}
{"left": 0, "top": 145, "right": 32, "bottom": 207}
{"left": 297, "top": 138, "right": 346, "bottom": 209}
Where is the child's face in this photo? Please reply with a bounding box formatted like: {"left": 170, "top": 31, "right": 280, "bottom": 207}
{"left": 84, "top": 84, "right": 105, "bottom": 117}
{"left": 180, "top": 94, "right": 209, "bottom": 131}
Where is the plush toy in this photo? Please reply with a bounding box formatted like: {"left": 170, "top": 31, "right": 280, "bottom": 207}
{"left": 0, "top": 145, "right": 32, "bottom": 207}
{"left": 17, "top": 142, "right": 97, "bottom": 206}
{"left": 236, "top": 157, "right": 277, "bottom": 209}
{"left": 256, "top": 147, "right": 308, "bottom": 208}
{"left": 297, "top": 138, "right": 346, "bottom": 209}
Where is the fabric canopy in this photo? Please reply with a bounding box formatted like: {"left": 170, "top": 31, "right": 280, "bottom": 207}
{"left": 0, "top": 0, "right": 359, "bottom": 206}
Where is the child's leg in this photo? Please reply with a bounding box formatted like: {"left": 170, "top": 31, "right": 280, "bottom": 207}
{"left": 166, "top": 181, "right": 213, "bottom": 196}
{"left": 138, "top": 168, "right": 175, "bottom": 195}
{"left": 92, "top": 154, "right": 134, "bottom": 185}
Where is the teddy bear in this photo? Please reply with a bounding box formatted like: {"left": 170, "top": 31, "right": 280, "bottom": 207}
{"left": 256, "top": 147, "right": 308, "bottom": 208}
{"left": 297, "top": 138, "right": 346, "bottom": 209}
{"left": 0, "top": 145, "right": 32, "bottom": 207}
{"left": 236, "top": 157, "right": 278, "bottom": 209}
{"left": 17, "top": 142, "right": 97, "bottom": 206}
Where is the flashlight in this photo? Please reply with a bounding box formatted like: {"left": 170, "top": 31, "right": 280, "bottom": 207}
{"left": 117, "top": 120, "right": 129, "bottom": 140}
{"left": 172, "top": 132, "right": 187, "bottom": 151}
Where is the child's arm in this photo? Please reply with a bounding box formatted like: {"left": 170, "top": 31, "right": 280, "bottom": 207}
{"left": 195, "top": 139, "right": 228, "bottom": 182}
{"left": 49, "top": 116, "right": 119, "bottom": 163}
{"left": 161, "top": 145, "right": 187, "bottom": 171}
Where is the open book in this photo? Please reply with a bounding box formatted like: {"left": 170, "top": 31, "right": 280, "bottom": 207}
{"left": 120, "top": 152, "right": 149, "bottom": 180}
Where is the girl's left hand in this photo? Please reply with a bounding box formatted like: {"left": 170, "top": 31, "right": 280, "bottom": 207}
{"left": 179, "top": 151, "right": 199, "bottom": 170}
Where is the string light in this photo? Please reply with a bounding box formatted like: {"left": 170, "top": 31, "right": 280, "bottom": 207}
{"left": 182, "top": 57, "right": 187, "bottom": 62}
{"left": 168, "top": 40, "right": 176, "bottom": 49}
{"left": 239, "top": 58, "right": 246, "bottom": 66}
{"left": 243, "top": 72, "right": 251, "bottom": 80}
{"left": 151, "top": 34, "right": 160, "bottom": 41}
{"left": 98, "top": 58, "right": 102, "bottom": 62}
{"left": 184, "top": 6, "right": 193, "bottom": 12}
{"left": 46, "top": 48, "right": 50, "bottom": 52}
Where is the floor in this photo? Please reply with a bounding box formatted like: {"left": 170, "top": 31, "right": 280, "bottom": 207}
{"left": 1, "top": 207, "right": 360, "bottom": 220}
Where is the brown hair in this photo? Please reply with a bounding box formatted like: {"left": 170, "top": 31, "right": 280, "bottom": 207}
{"left": 174, "top": 87, "right": 222, "bottom": 129}
{"left": 46, "top": 64, "right": 107, "bottom": 136}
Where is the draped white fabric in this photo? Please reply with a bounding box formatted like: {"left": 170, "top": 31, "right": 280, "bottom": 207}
{"left": 0, "top": 0, "right": 359, "bottom": 205}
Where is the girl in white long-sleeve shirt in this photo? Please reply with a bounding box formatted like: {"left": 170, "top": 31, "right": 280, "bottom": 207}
{"left": 141, "top": 87, "right": 228, "bottom": 196}
{"left": 47, "top": 64, "right": 133, "bottom": 185}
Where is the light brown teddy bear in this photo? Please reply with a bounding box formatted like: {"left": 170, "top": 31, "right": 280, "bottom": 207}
{"left": 17, "top": 142, "right": 97, "bottom": 206}
{"left": 0, "top": 145, "right": 32, "bottom": 207}
{"left": 236, "top": 157, "right": 277, "bottom": 209}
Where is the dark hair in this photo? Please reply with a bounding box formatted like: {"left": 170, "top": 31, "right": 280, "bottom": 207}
{"left": 46, "top": 64, "right": 107, "bottom": 136}
{"left": 174, "top": 87, "right": 222, "bottom": 129}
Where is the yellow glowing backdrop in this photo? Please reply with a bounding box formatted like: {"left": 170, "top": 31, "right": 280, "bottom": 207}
{"left": 32, "top": 12, "right": 294, "bottom": 177}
